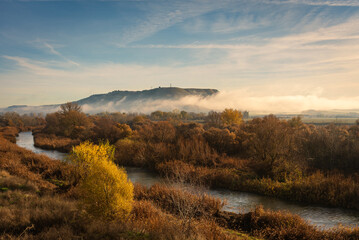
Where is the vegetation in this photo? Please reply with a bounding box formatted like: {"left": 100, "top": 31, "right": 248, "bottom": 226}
{"left": 0, "top": 128, "right": 72, "bottom": 190}
{"left": 0, "top": 128, "right": 249, "bottom": 239}
{"left": 2, "top": 103, "right": 359, "bottom": 238}
{"left": 19, "top": 103, "right": 359, "bottom": 211}
{"left": 1, "top": 125, "right": 359, "bottom": 239}
{"left": 69, "top": 141, "right": 134, "bottom": 220}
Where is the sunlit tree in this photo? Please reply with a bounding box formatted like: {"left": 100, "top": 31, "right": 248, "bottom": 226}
{"left": 70, "top": 141, "right": 134, "bottom": 220}
{"left": 221, "top": 108, "right": 243, "bottom": 126}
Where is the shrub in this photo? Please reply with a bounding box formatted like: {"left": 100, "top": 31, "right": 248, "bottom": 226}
{"left": 69, "top": 141, "right": 134, "bottom": 220}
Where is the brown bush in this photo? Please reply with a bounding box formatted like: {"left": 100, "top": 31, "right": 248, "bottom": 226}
{"left": 134, "top": 183, "right": 223, "bottom": 218}
{"left": 33, "top": 133, "right": 79, "bottom": 153}
{"left": 0, "top": 136, "right": 73, "bottom": 190}
{"left": 0, "top": 126, "right": 19, "bottom": 143}
{"left": 218, "top": 206, "right": 359, "bottom": 240}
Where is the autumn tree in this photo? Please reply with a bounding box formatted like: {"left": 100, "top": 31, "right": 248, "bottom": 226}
{"left": 221, "top": 108, "right": 243, "bottom": 126}
{"left": 243, "top": 115, "right": 302, "bottom": 180}
{"left": 60, "top": 102, "right": 82, "bottom": 114}
{"left": 70, "top": 141, "right": 134, "bottom": 220}
{"left": 176, "top": 123, "right": 204, "bottom": 139}
{"left": 91, "top": 117, "right": 132, "bottom": 144}
{"left": 302, "top": 124, "right": 351, "bottom": 171}
{"left": 2, "top": 112, "right": 24, "bottom": 128}
{"left": 203, "top": 127, "right": 237, "bottom": 154}
{"left": 43, "top": 112, "right": 61, "bottom": 134}
{"left": 44, "top": 102, "right": 91, "bottom": 138}
{"left": 206, "top": 111, "right": 222, "bottom": 128}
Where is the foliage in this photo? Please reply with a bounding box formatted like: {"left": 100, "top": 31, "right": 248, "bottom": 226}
{"left": 91, "top": 117, "right": 132, "bottom": 144}
{"left": 242, "top": 115, "right": 303, "bottom": 180}
{"left": 70, "top": 141, "right": 134, "bottom": 220}
{"left": 36, "top": 110, "right": 359, "bottom": 210}
{"left": 2, "top": 128, "right": 359, "bottom": 239}
{"left": 221, "top": 108, "right": 243, "bottom": 126}
{"left": 43, "top": 102, "right": 91, "bottom": 138}
{"left": 0, "top": 132, "right": 73, "bottom": 190}
{"left": 34, "top": 133, "right": 80, "bottom": 152}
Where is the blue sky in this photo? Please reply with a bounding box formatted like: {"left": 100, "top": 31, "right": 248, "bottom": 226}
{"left": 1, "top": 0, "right": 359, "bottom": 112}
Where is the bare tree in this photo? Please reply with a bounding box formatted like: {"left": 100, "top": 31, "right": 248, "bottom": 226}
{"left": 164, "top": 165, "right": 224, "bottom": 238}
{"left": 59, "top": 102, "right": 82, "bottom": 114}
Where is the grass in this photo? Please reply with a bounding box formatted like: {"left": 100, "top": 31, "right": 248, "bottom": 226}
{"left": 157, "top": 160, "right": 359, "bottom": 210}
{"left": 301, "top": 118, "right": 357, "bottom": 125}
{"left": 0, "top": 176, "right": 242, "bottom": 240}
{"left": 0, "top": 135, "right": 73, "bottom": 191}
{"left": 33, "top": 133, "right": 79, "bottom": 153}
{"left": 0, "top": 126, "right": 19, "bottom": 143}
{"left": 2, "top": 127, "right": 359, "bottom": 240}
{"left": 0, "top": 130, "right": 245, "bottom": 239}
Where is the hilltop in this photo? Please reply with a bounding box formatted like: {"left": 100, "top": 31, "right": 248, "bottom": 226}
{"left": 0, "top": 87, "right": 219, "bottom": 114}
{"left": 76, "top": 87, "right": 218, "bottom": 105}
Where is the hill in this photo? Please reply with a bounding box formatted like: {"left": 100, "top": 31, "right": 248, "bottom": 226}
{"left": 0, "top": 87, "right": 219, "bottom": 114}
{"left": 76, "top": 87, "right": 218, "bottom": 105}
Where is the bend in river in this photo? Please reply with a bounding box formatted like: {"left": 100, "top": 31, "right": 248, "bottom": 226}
{"left": 16, "top": 131, "right": 359, "bottom": 229}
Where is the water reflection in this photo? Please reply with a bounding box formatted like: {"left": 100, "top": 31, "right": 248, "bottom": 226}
{"left": 16, "top": 132, "right": 67, "bottom": 161}
{"left": 16, "top": 132, "right": 359, "bottom": 229}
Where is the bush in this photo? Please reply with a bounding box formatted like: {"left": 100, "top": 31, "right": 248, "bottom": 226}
{"left": 69, "top": 141, "right": 134, "bottom": 220}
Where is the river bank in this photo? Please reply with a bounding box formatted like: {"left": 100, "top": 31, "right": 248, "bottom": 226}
{"left": 1, "top": 129, "right": 358, "bottom": 239}
{"left": 16, "top": 131, "right": 359, "bottom": 229}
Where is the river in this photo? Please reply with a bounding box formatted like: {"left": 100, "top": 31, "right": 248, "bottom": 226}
{"left": 16, "top": 131, "right": 359, "bottom": 229}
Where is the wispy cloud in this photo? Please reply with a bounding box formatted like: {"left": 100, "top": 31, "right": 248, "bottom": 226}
{"left": 123, "top": 14, "right": 359, "bottom": 77}
{"left": 265, "top": 0, "right": 359, "bottom": 7}
{"left": 2, "top": 55, "right": 66, "bottom": 76}
{"left": 43, "top": 42, "right": 61, "bottom": 56}
{"left": 117, "top": 0, "right": 237, "bottom": 44}
{"left": 42, "top": 42, "right": 79, "bottom": 66}
{"left": 1, "top": 0, "right": 359, "bottom": 111}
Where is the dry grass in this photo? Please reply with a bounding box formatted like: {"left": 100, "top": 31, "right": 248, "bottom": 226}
{"left": 0, "top": 174, "right": 241, "bottom": 240}
{"left": 0, "top": 170, "right": 38, "bottom": 192}
{"left": 0, "top": 131, "right": 244, "bottom": 239}
{"left": 0, "top": 126, "right": 19, "bottom": 143}
{"left": 157, "top": 161, "right": 359, "bottom": 210}
{"left": 33, "top": 133, "right": 80, "bottom": 153}
{"left": 134, "top": 183, "right": 224, "bottom": 218}
{"left": 3, "top": 127, "right": 358, "bottom": 239}
{"left": 217, "top": 206, "right": 359, "bottom": 240}
{"left": 131, "top": 199, "right": 237, "bottom": 240}
{"left": 0, "top": 134, "right": 73, "bottom": 190}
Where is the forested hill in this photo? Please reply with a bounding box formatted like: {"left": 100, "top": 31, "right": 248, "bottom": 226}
{"left": 0, "top": 87, "right": 219, "bottom": 114}
{"left": 75, "top": 87, "right": 219, "bottom": 105}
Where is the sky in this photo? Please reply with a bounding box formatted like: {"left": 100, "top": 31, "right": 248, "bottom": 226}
{"left": 1, "top": 0, "right": 359, "bottom": 112}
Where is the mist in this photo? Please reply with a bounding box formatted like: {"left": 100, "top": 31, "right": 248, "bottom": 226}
{"left": 81, "top": 90, "right": 359, "bottom": 115}
{"left": 2, "top": 89, "right": 359, "bottom": 116}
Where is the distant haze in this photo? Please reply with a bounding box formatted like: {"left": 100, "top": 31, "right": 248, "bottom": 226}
{"left": 2, "top": 87, "right": 359, "bottom": 117}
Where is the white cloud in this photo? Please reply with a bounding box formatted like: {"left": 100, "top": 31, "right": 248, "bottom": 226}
{"left": 2, "top": 4, "right": 359, "bottom": 111}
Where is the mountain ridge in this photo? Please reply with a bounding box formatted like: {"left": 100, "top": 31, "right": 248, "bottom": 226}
{"left": 0, "top": 87, "right": 219, "bottom": 114}
{"left": 76, "top": 87, "right": 219, "bottom": 106}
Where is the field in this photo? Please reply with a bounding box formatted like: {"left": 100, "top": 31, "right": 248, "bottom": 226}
{"left": 301, "top": 118, "right": 358, "bottom": 125}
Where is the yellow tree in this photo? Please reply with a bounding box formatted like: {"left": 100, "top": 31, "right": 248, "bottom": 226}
{"left": 70, "top": 141, "right": 134, "bottom": 220}
{"left": 221, "top": 108, "right": 243, "bottom": 126}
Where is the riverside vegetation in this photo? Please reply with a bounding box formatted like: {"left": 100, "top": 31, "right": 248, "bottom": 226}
{"left": 1, "top": 103, "right": 359, "bottom": 239}
{"left": 20, "top": 103, "right": 359, "bottom": 210}
{"left": 1, "top": 127, "right": 359, "bottom": 239}
{"left": 0, "top": 127, "right": 244, "bottom": 239}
